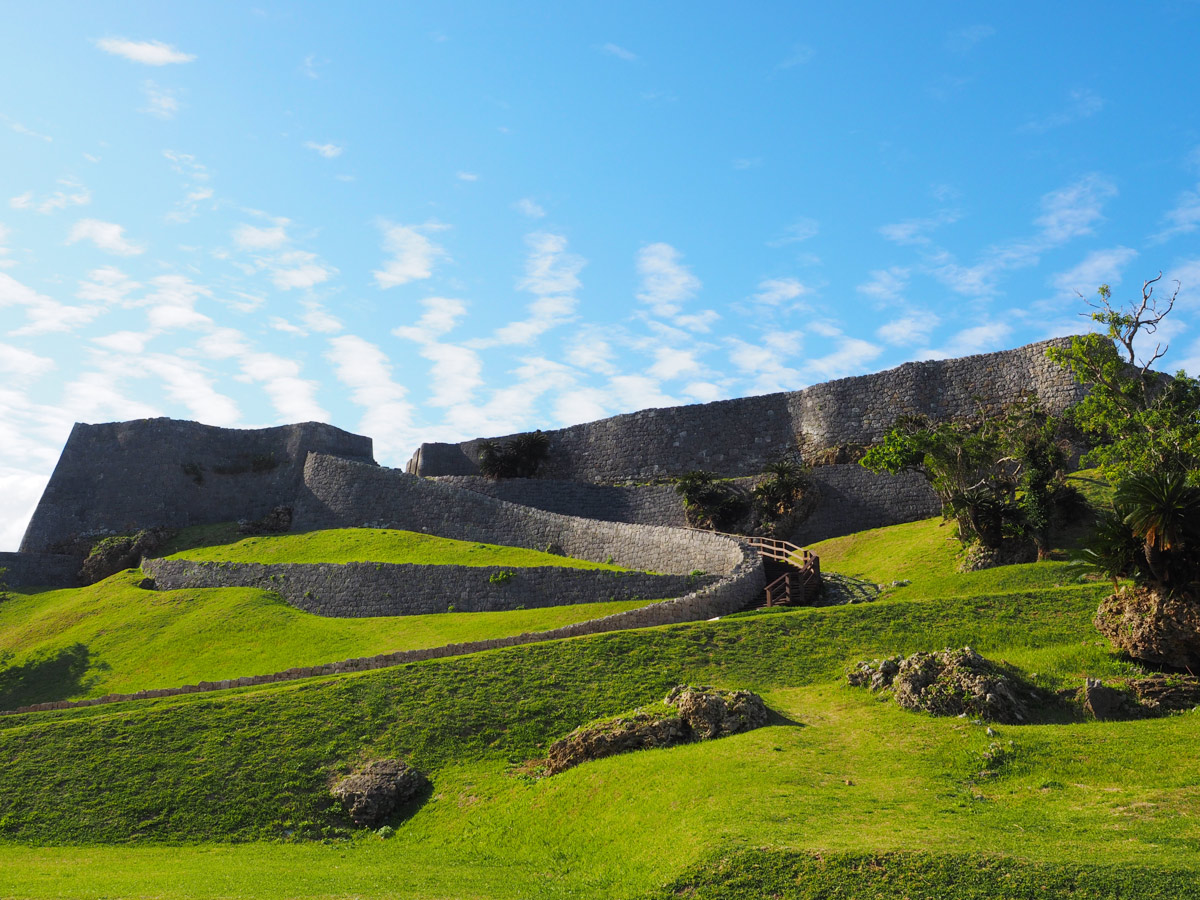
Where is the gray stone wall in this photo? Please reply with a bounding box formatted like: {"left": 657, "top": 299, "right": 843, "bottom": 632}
{"left": 794, "top": 466, "right": 941, "bottom": 545}
{"left": 295, "top": 454, "right": 746, "bottom": 576}
{"left": 430, "top": 476, "right": 689, "bottom": 527}
{"left": 408, "top": 338, "right": 1086, "bottom": 482}
{"left": 142, "top": 558, "right": 717, "bottom": 617}
{"left": 433, "top": 467, "right": 941, "bottom": 545}
{"left": 0, "top": 551, "right": 79, "bottom": 589}
{"left": 20, "top": 418, "right": 375, "bottom": 554}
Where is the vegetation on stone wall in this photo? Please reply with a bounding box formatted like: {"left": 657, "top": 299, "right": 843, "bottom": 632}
{"left": 674, "top": 455, "right": 813, "bottom": 537}
{"left": 477, "top": 431, "right": 550, "bottom": 479}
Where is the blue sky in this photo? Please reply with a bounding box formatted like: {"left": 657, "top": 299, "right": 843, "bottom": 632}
{"left": 3, "top": 2, "right": 1200, "bottom": 549}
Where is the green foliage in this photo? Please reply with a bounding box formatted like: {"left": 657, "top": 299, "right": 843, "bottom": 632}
{"left": 476, "top": 431, "right": 550, "bottom": 479}
{"left": 674, "top": 470, "right": 750, "bottom": 531}
{"left": 751, "top": 458, "right": 812, "bottom": 534}
{"left": 1046, "top": 278, "right": 1200, "bottom": 481}
{"left": 860, "top": 401, "right": 1076, "bottom": 554}
{"left": 487, "top": 569, "right": 515, "bottom": 584}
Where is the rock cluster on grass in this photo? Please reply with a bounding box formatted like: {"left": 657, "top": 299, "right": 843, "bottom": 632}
{"left": 79, "top": 528, "right": 175, "bottom": 585}
{"left": 330, "top": 759, "right": 428, "bottom": 828}
{"left": 847, "top": 647, "right": 1045, "bottom": 724}
{"left": 1082, "top": 674, "right": 1200, "bottom": 720}
{"left": 1094, "top": 588, "right": 1200, "bottom": 670}
{"left": 544, "top": 685, "right": 769, "bottom": 775}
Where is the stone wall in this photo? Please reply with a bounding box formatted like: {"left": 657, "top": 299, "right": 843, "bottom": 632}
{"left": 142, "top": 558, "right": 717, "bottom": 617}
{"left": 0, "top": 551, "right": 79, "bottom": 589}
{"left": 295, "top": 454, "right": 746, "bottom": 576}
{"left": 408, "top": 338, "right": 1086, "bottom": 482}
{"left": 20, "top": 418, "right": 375, "bottom": 554}
{"left": 433, "top": 467, "right": 941, "bottom": 544}
{"left": 7, "top": 549, "right": 765, "bottom": 717}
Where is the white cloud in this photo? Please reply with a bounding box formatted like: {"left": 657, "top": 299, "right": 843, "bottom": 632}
{"left": 0, "top": 343, "right": 54, "bottom": 384}
{"left": 0, "top": 271, "right": 111, "bottom": 336}
{"left": 767, "top": 218, "right": 819, "bottom": 247}
{"left": 95, "top": 37, "right": 196, "bottom": 65}
{"left": 9, "top": 177, "right": 91, "bottom": 214}
{"left": 857, "top": 267, "right": 909, "bottom": 302}
{"left": 477, "top": 233, "right": 585, "bottom": 346}
{"left": 728, "top": 335, "right": 803, "bottom": 394}
{"left": 1020, "top": 89, "right": 1104, "bottom": 133}
{"left": 514, "top": 198, "right": 546, "bottom": 218}
{"left": 1051, "top": 247, "right": 1138, "bottom": 296}
{"left": 144, "top": 274, "right": 213, "bottom": 332}
{"left": 754, "top": 277, "right": 809, "bottom": 305}
{"left": 806, "top": 337, "right": 883, "bottom": 380}
{"left": 141, "top": 81, "right": 180, "bottom": 119}
{"left": 4, "top": 118, "right": 51, "bottom": 142}
{"left": 920, "top": 322, "right": 1013, "bottom": 360}
{"left": 326, "top": 335, "right": 415, "bottom": 455}
{"left": 93, "top": 330, "right": 151, "bottom": 354}
{"left": 67, "top": 218, "right": 145, "bottom": 256}
{"left": 637, "top": 242, "right": 700, "bottom": 318}
{"left": 166, "top": 186, "right": 214, "bottom": 224}
{"left": 1035, "top": 173, "right": 1116, "bottom": 242}
{"left": 305, "top": 141, "right": 343, "bottom": 159}
{"left": 876, "top": 314, "right": 939, "bottom": 346}
{"left": 1151, "top": 187, "right": 1200, "bottom": 243}
{"left": 233, "top": 221, "right": 289, "bottom": 250}
{"left": 141, "top": 355, "right": 240, "bottom": 425}
{"left": 374, "top": 221, "right": 448, "bottom": 289}
{"left": 732, "top": 157, "right": 763, "bottom": 170}
{"left": 648, "top": 346, "right": 704, "bottom": 380}
{"left": 878, "top": 210, "right": 958, "bottom": 245}
{"left": 268, "top": 250, "right": 335, "bottom": 291}
{"left": 237, "top": 352, "right": 328, "bottom": 422}
{"left": 456, "top": 171, "right": 479, "bottom": 182}
{"left": 602, "top": 43, "right": 637, "bottom": 61}
{"left": 0, "top": 223, "right": 12, "bottom": 268}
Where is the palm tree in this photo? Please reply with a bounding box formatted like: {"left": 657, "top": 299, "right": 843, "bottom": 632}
{"left": 1113, "top": 472, "right": 1200, "bottom": 589}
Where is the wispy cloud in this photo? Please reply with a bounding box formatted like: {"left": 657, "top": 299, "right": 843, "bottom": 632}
{"left": 456, "top": 171, "right": 479, "bottom": 182}
{"left": 876, "top": 314, "right": 939, "bottom": 346}
{"left": 374, "top": 221, "right": 448, "bottom": 289}
{"left": 67, "top": 219, "right": 145, "bottom": 256}
{"left": 514, "top": 197, "right": 546, "bottom": 218}
{"left": 944, "top": 24, "right": 995, "bottom": 54}
{"left": 1150, "top": 186, "right": 1200, "bottom": 243}
{"left": 326, "top": 334, "right": 415, "bottom": 456}
{"left": 753, "top": 277, "right": 810, "bottom": 306}
{"left": 9, "top": 177, "right": 91, "bottom": 215}
{"left": 776, "top": 43, "right": 814, "bottom": 69}
{"left": 1020, "top": 88, "right": 1104, "bottom": 133}
{"left": 233, "top": 221, "right": 289, "bottom": 250}
{"left": 857, "top": 267, "right": 909, "bottom": 302}
{"left": 767, "top": 218, "right": 819, "bottom": 247}
{"left": 305, "top": 141, "right": 343, "bottom": 159}
{"left": 141, "top": 81, "right": 180, "bottom": 119}
{"left": 1050, "top": 247, "right": 1138, "bottom": 296}
{"left": 2, "top": 115, "right": 52, "bottom": 142}
{"left": 637, "top": 242, "right": 700, "bottom": 318}
{"left": 476, "top": 232, "right": 585, "bottom": 346}
{"left": 94, "top": 37, "right": 196, "bottom": 65}
{"left": 878, "top": 210, "right": 958, "bottom": 246}
{"left": 732, "top": 157, "right": 763, "bottom": 170}
{"left": 601, "top": 43, "right": 637, "bottom": 61}
{"left": 920, "top": 321, "right": 1013, "bottom": 360}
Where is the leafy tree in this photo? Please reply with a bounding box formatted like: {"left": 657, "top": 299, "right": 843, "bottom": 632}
{"left": 674, "top": 471, "right": 749, "bottom": 532}
{"left": 860, "top": 400, "right": 1076, "bottom": 556}
{"left": 1046, "top": 275, "right": 1200, "bottom": 481}
{"left": 751, "top": 458, "right": 812, "bottom": 534}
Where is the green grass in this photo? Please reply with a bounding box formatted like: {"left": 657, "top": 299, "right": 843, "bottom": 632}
{"left": 5, "top": 474, "right": 1195, "bottom": 900}
{"left": 0, "top": 570, "right": 655, "bottom": 707}
{"left": 163, "top": 525, "right": 627, "bottom": 570}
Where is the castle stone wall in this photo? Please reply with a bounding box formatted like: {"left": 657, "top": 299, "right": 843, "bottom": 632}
{"left": 409, "top": 338, "right": 1085, "bottom": 482}
{"left": 20, "top": 418, "right": 374, "bottom": 554}
{"left": 142, "top": 558, "right": 716, "bottom": 617}
{"left": 430, "top": 476, "right": 690, "bottom": 527}
{"left": 0, "top": 551, "right": 79, "bottom": 589}
{"left": 295, "top": 454, "right": 746, "bottom": 576}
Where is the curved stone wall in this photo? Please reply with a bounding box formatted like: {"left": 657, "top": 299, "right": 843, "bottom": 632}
{"left": 295, "top": 454, "right": 746, "bottom": 576}
{"left": 20, "top": 418, "right": 375, "bottom": 554}
{"left": 142, "top": 558, "right": 718, "bottom": 617}
{"left": 408, "top": 338, "right": 1086, "bottom": 482}
{"left": 430, "top": 476, "right": 690, "bottom": 527}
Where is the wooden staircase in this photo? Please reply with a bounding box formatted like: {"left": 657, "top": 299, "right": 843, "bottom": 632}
{"left": 744, "top": 536, "right": 822, "bottom": 609}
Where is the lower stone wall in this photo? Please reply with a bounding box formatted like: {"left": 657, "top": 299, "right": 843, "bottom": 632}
{"left": 295, "top": 454, "right": 745, "bottom": 576}
{"left": 5, "top": 550, "right": 764, "bottom": 717}
{"left": 794, "top": 466, "right": 940, "bottom": 545}
{"left": 0, "top": 551, "right": 79, "bottom": 589}
{"left": 142, "top": 558, "right": 717, "bottom": 617}
{"left": 430, "top": 476, "right": 689, "bottom": 528}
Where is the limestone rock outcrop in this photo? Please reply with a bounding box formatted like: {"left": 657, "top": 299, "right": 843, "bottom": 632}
{"left": 544, "top": 685, "right": 769, "bottom": 775}
{"left": 848, "top": 647, "right": 1045, "bottom": 724}
{"left": 331, "top": 759, "right": 428, "bottom": 828}
{"left": 1094, "top": 588, "right": 1200, "bottom": 670}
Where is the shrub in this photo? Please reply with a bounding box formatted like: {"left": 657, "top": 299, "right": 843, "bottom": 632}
{"left": 477, "top": 431, "right": 550, "bottom": 479}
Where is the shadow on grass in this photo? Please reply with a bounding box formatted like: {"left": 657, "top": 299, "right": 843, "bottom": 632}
{"left": 0, "top": 643, "right": 108, "bottom": 709}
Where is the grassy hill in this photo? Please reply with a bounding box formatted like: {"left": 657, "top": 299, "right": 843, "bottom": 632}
{"left": 0, "top": 500, "right": 1197, "bottom": 899}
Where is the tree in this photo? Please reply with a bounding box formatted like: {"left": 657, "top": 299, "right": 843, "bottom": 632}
{"left": 1046, "top": 275, "right": 1200, "bottom": 482}
{"left": 860, "top": 400, "right": 1076, "bottom": 556}
{"left": 476, "top": 431, "right": 550, "bottom": 479}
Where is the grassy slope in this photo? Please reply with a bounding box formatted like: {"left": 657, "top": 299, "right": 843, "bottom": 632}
{"left": 0, "top": 571, "right": 653, "bottom": 706}
{"left": 3, "top": 501, "right": 1197, "bottom": 899}
{"left": 162, "top": 525, "right": 626, "bottom": 569}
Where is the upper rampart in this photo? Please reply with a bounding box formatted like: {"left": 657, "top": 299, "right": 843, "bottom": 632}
{"left": 407, "top": 337, "right": 1085, "bottom": 482}
{"left": 20, "top": 418, "right": 375, "bottom": 554}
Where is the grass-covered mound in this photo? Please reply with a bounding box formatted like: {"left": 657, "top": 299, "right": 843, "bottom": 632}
{"left": 0, "top": 571, "right": 655, "bottom": 708}
{"left": 3, "top": 500, "right": 1196, "bottom": 899}
{"left": 162, "top": 525, "right": 626, "bottom": 570}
